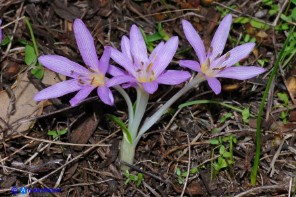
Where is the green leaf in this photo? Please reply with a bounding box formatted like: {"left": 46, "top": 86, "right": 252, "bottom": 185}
{"left": 146, "top": 33, "right": 162, "bottom": 43}
{"left": 1, "top": 36, "right": 11, "bottom": 46}
{"left": 48, "top": 130, "right": 58, "bottom": 138}
{"left": 292, "top": 8, "right": 296, "bottom": 22}
{"left": 250, "top": 19, "right": 269, "bottom": 30}
{"left": 25, "top": 44, "right": 37, "bottom": 66}
{"left": 176, "top": 167, "right": 181, "bottom": 176}
{"left": 280, "top": 14, "right": 291, "bottom": 23}
{"left": 233, "top": 17, "right": 249, "bottom": 24}
{"left": 157, "top": 23, "right": 170, "bottom": 41}
{"left": 190, "top": 167, "right": 198, "bottom": 174}
{"left": 223, "top": 151, "right": 232, "bottom": 158}
{"left": 210, "top": 139, "right": 220, "bottom": 145}
{"left": 31, "top": 67, "right": 44, "bottom": 80}
{"left": 242, "top": 108, "right": 250, "bottom": 123}
{"left": 219, "top": 145, "right": 226, "bottom": 155}
{"left": 220, "top": 112, "right": 233, "bottom": 123}
{"left": 182, "top": 171, "right": 188, "bottom": 177}
{"left": 106, "top": 114, "right": 133, "bottom": 144}
{"left": 277, "top": 92, "right": 289, "bottom": 106}
{"left": 218, "top": 157, "right": 228, "bottom": 168}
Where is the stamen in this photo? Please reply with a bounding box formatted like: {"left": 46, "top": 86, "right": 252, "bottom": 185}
{"left": 78, "top": 78, "right": 84, "bottom": 85}
{"left": 85, "top": 65, "right": 96, "bottom": 73}
{"left": 214, "top": 53, "right": 221, "bottom": 60}
{"left": 90, "top": 77, "right": 95, "bottom": 85}
{"left": 212, "top": 66, "right": 226, "bottom": 71}
{"left": 136, "top": 69, "right": 142, "bottom": 72}
{"left": 146, "top": 63, "right": 153, "bottom": 72}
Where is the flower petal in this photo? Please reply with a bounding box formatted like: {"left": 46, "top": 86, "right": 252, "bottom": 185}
{"left": 99, "top": 46, "right": 111, "bottom": 75}
{"left": 106, "top": 75, "right": 137, "bottom": 87}
{"left": 69, "top": 86, "right": 95, "bottom": 106}
{"left": 206, "top": 77, "right": 221, "bottom": 94}
{"left": 210, "top": 14, "right": 232, "bottom": 60}
{"left": 97, "top": 86, "right": 114, "bottom": 105}
{"left": 216, "top": 66, "right": 265, "bottom": 80}
{"left": 108, "top": 65, "right": 126, "bottom": 76}
{"left": 34, "top": 79, "right": 82, "bottom": 101}
{"left": 38, "top": 55, "right": 89, "bottom": 77}
{"left": 130, "top": 25, "right": 148, "bottom": 63}
{"left": 73, "top": 19, "right": 100, "bottom": 71}
{"left": 220, "top": 43, "right": 255, "bottom": 67}
{"left": 0, "top": 19, "right": 2, "bottom": 43}
{"left": 110, "top": 48, "right": 136, "bottom": 76}
{"left": 156, "top": 70, "right": 191, "bottom": 85}
{"left": 142, "top": 81, "right": 158, "bottom": 94}
{"left": 153, "top": 36, "right": 178, "bottom": 76}
{"left": 182, "top": 20, "right": 206, "bottom": 63}
{"left": 121, "top": 36, "right": 132, "bottom": 60}
{"left": 179, "top": 60, "right": 201, "bottom": 72}
{"left": 149, "top": 42, "right": 164, "bottom": 63}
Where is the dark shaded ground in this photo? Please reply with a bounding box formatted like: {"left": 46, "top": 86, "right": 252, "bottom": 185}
{"left": 0, "top": 0, "right": 295, "bottom": 196}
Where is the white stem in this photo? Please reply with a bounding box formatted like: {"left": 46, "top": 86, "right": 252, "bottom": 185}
{"left": 129, "top": 87, "right": 149, "bottom": 139}
{"left": 120, "top": 137, "right": 136, "bottom": 170}
{"left": 135, "top": 75, "right": 205, "bottom": 144}
{"left": 114, "top": 86, "right": 134, "bottom": 126}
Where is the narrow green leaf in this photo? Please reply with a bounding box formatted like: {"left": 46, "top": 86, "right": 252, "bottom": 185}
{"left": 233, "top": 16, "right": 250, "bottom": 24}
{"left": 250, "top": 19, "right": 269, "bottom": 30}
{"left": 146, "top": 33, "right": 162, "bottom": 43}
{"left": 106, "top": 114, "right": 133, "bottom": 144}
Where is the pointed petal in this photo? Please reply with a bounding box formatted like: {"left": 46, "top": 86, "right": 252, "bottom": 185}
{"left": 221, "top": 43, "right": 255, "bottom": 67}
{"left": 216, "top": 66, "right": 265, "bottom": 80}
{"left": 130, "top": 25, "right": 148, "bottom": 63}
{"left": 38, "top": 55, "right": 89, "bottom": 77}
{"left": 106, "top": 75, "right": 137, "bottom": 87}
{"left": 97, "top": 86, "right": 114, "bottom": 105}
{"left": 142, "top": 81, "right": 158, "bottom": 94}
{"left": 34, "top": 79, "right": 82, "bottom": 101}
{"left": 110, "top": 48, "right": 135, "bottom": 76}
{"left": 210, "top": 14, "right": 232, "bottom": 60}
{"left": 69, "top": 86, "right": 95, "bottom": 106}
{"left": 179, "top": 60, "right": 201, "bottom": 72}
{"left": 153, "top": 36, "right": 178, "bottom": 76}
{"left": 121, "top": 36, "right": 132, "bottom": 60}
{"left": 182, "top": 20, "right": 206, "bottom": 63}
{"left": 99, "top": 46, "right": 111, "bottom": 75}
{"left": 206, "top": 77, "right": 221, "bottom": 94}
{"left": 156, "top": 70, "right": 191, "bottom": 85}
{"left": 149, "top": 42, "right": 164, "bottom": 63}
{"left": 108, "top": 65, "right": 126, "bottom": 76}
{"left": 73, "top": 19, "right": 99, "bottom": 71}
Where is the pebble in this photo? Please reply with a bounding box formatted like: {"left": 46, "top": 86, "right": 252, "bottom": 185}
{"left": 255, "top": 10, "right": 268, "bottom": 18}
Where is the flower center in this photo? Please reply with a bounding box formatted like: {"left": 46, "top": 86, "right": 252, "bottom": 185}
{"left": 136, "top": 62, "right": 155, "bottom": 83}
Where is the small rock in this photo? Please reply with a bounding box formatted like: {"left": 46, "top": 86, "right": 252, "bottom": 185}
{"left": 255, "top": 10, "right": 268, "bottom": 18}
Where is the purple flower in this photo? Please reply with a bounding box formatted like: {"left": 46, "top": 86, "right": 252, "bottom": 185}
{"left": 179, "top": 14, "right": 265, "bottom": 94}
{"left": 34, "top": 19, "right": 114, "bottom": 106}
{"left": 0, "top": 19, "right": 2, "bottom": 43}
{"left": 107, "top": 24, "right": 191, "bottom": 94}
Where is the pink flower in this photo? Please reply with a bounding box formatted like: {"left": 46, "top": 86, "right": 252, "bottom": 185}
{"left": 108, "top": 24, "right": 191, "bottom": 94}
{"left": 34, "top": 19, "right": 114, "bottom": 106}
{"left": 179, "top": 14, "right": 265, "bottom": 94}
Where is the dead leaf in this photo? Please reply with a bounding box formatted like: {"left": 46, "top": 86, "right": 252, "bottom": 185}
{"left": 0, "top": 69, "right": 65, "bottom": 139}
{"left": 287, "top": 76, "right": 296, "bottom": 97}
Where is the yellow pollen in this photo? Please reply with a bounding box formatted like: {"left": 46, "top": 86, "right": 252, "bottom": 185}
{"left": 89, "top": 74, "right": 105, "bottom": 87}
